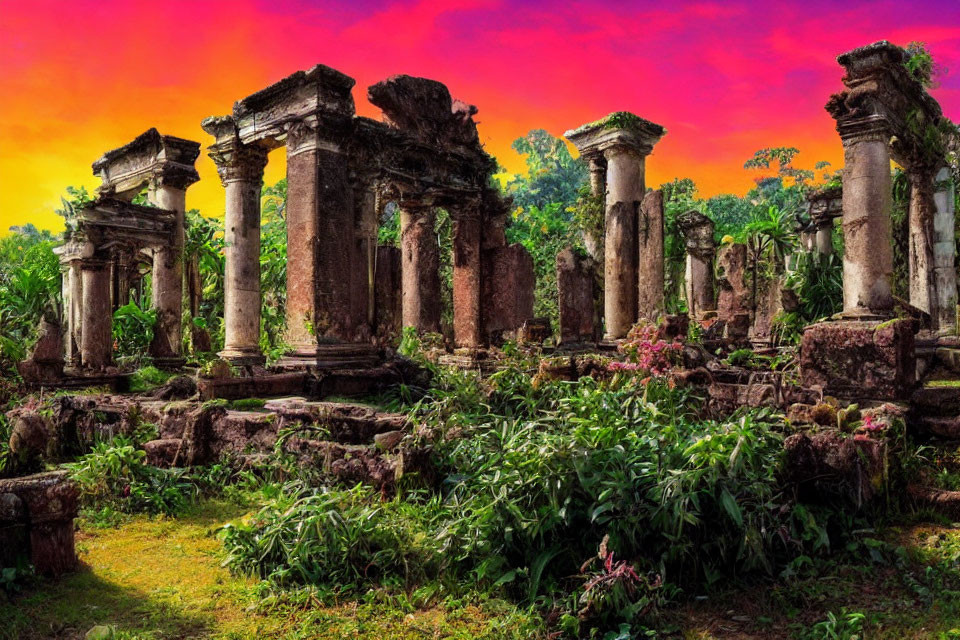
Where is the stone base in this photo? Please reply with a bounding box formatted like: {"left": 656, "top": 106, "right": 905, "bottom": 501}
{"left": 152, "top": 356, "right": 187, "bottom": 371}
{"left": 800, "top": 319, "right": 915, "bottom": 401}
{"left": 48, "top": 370, "right": 133, "bottom": 392}
{"left": 276, "top": 343, "right": 380, "bottom": 370}
{"left": 218, "top": 349, "right": 266, "bottom": 368}
{"left": 197, "top": 372, "right": 309, "bottom": 401}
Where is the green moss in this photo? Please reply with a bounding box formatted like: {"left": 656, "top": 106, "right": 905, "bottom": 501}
{"left": 925, "top": 379, "right": 960, "bottom": 388}
{"left": 230, "top": 398, "right": 266, "bottom": 411}
{"left": 200, "top": 398, "right": 229, "bottom": 411}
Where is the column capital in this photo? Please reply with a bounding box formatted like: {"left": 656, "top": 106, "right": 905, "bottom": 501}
{"left": 285, "top": 117, "right": 342, "bottom": 157}
{"left": 208, "top": 141, "right": 269, "bottom": 186}
{"left": 835, "top": 114, "right": 893, "bottom": 146}
{"left": 565, "top": 112, "right": 665, "bottom": 159}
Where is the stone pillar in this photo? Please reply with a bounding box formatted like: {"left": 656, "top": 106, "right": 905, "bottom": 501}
{"left": 79, "top": 259, "right": 112, "bottom": 370}
{"left": 603, "top": 145, "right": 642, "bottom": 338}
{"left": 65, "top": 262, "right": 82, "bottom": 366}
{"left": 815, "top": 224, "right": 833, "bottom": 255}
{"left": 284, "top": 119, "right": 356, "bottom": 354}
{"left": 557, "top": 247, "right": 597, "bottom": 344}
{"left": 400, "top": 207, "right": 441, "bottom": 333}
{"left": 148, "top": 182, "right": 188, "bottom": 364}
{"left": 452, "top": 213, "right": 482, "bottom": 348}
{"left": 637, "top": 189, "right": 664, "bottom": 321}
{"left": 686, "top": 253, "right": 714, "bottom": 318}
{"left": 212, "top": 144, "right": 269, "bottom": 365}
{"left": 934, "top": 167, "right": 957, "bottom": 333}
{"left": 908, "top": 168, "right": 938, "bottom": 324}
{"left": 839, "top": 128, "right": 894, "bottom": 316}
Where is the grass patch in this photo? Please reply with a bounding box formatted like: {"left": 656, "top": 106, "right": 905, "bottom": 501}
{"left": 0, "top": 499, "right": 542, "bottom": 640}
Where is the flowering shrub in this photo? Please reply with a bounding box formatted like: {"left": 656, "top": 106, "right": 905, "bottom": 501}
{"left": 616, "top": 322, "right": 682, "bottom": 376}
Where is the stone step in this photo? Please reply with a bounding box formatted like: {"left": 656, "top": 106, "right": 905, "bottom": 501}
{"left": 936, "top": 348, "right": 960, "bottom": 374}
{"left": 917, "top": 416, "right": 960, "bottom": 439}
{"left": 911, "top": 386, "right": 960, "bottom": 417}
{"left": 144, "top": 438, "right": 183, "bottom": 467}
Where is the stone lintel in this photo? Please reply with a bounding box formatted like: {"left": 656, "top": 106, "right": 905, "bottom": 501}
{"left": 564, "top": 112, "right": 666, "bottom": 158}
{"left": 71, "top": 197, "right": 177, "bottom": 248}
{"left": 92, "top": 128, "right": 200, "bottom": 196}
{"left": 231, "top": 64, "right": 356, "bottom": 148}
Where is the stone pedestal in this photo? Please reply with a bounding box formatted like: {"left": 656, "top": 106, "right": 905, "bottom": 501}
{"left": 557, "top": 247, "right": 597, "bottom": 344}
{"left": 400, "top": 207, "right": 441, "bottom": 333}
{"left": 452, "top": 215, "right": 482, "bottom": 348}
{"left": 0, "top": 471, "right": 79, "bottom": 577}
{"left": 148, "top": 184, "right": 188, "bottom": 366}
{"left": 800, "top": 319, "right": 915, "bottom": 400}
{"left": 637, "top": 189, "right": 664, "bottom": 321}
{"left": 80, "top": 260, "right": 112, "bottom": 370}
{"left": 214, "top": 144, "right": 269, "bottom": 366}
{"left": 839, "top": 133, "right": 894, "bottom": 316}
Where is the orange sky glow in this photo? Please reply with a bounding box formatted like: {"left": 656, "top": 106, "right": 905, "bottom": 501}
{"left": 1, "top": 0, "right": 958, "bottom": 235}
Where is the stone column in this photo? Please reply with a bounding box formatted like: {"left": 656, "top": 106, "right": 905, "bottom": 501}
{"left": 452, "top": 212, "right": 482, "bottom": 348}
{"left": 815, "top": 224, "right": 833, "bottom": 255}
{"left": 284, "top": 119, "right": 356, "bottom": 354}
{"left": 839, "top": 125, "right": 894, "bottom": 316}
{"left": 637, "top": 189, "right": 664, "bottom": 321}
{"left": 400, "top": 206, "right": 441, "bottom": 333}
{"left": 908, "top": 168, "right": 938, "bottom": 324}
{"left": 79, "top": 259, "right": 112, "bottom": 370}
{"left": 603, "top": 145, "right": 642, "bottom": 338}
{"left": 65, "top": 261, "right": 82, "bottom": 366}
{"left": 148, "top": 181, "right": 188, "bottom": 363}
{"left": 212, "top": 143, "right": 269, "bottom": 365}
{"left": 686, "top": 253, "right": 715, "bottom": 318}
{"left": 934, "top": 166, "right": 957, "bottom": 333}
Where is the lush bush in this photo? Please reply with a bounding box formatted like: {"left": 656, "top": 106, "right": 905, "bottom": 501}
{"left": 0, "top": 227, "right": 61, "bottom": 373}
{"left": 220, "top": 367, "right": 836, "bottom": 634}
{"left": 66, "top": 436, "right": 195, "bottom": 516}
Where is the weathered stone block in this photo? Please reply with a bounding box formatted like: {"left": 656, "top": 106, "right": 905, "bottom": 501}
{"left": 375, "top": 245, "right": 402, "bottom": 340}
{"left": 800, "top": 319, "right": 915, "bottom": 400}
{"left": 481, "top": 243, "right": 534, "bottom": 342}
{"left": 0, "top": 470, "right": 78, "bottom": 576}
{"left": 557, "top": 247, "right": 597, "bottom": 344}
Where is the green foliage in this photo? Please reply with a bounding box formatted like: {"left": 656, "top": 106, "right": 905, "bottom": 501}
{"left": 506, "top": 201, "right": 580, "bottom": 325}
{"left": 505, "top": 130, "right": 588, "bottom": 211}
{"left": 222, "top": 366, "right": 840, "bottom": 635}
{"left": 260, "top": 179, "right": 288, "bottom": 355}
{"left": 221, "top": 483, "right": 447, "bottom": 589}
{"left": 66, "top": 436, "right": 194, "bottom": 516}
{"left": 0, "top": 227, "right": 60, "bottom": 372}
{"left": 905, "top": 41, "right": 938, "bottom": 88}
{"left": 112, "top": 301, "right": 157, "bottom": 360}
{"left": 785, "top": 252, "right": 843, "bottom": 322}
{"left": 128, "top": 366, "right": 173, "bottom": 393}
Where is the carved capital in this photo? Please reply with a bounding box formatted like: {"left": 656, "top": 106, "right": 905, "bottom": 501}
{"left": 208, "top": 142, "right": 269, "bottom": 185}
{"left": 837, "top": 114, "right": 892, "bottom": 146}
{"left": 285, "top": 118, "right": 341, "bottom": 157}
